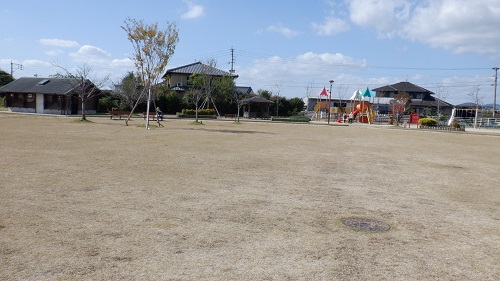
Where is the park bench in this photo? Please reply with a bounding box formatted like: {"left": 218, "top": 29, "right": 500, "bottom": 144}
{"left": 108, "top": 109, "right": 130, "bottom": 120}
{"left": 143, "top": 112, "right": 159, "bottom": 120}
{"left": 224, "top": 114, "right": 237, "bottom": 119}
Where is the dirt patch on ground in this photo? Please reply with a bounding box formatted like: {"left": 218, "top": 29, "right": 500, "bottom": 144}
{"left": 0, "top": 114, "right": 499, "bottom": 280}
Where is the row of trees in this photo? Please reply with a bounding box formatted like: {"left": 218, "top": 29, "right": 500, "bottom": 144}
{"left": 100, "top": 71, "right": 305, "bottom": 121}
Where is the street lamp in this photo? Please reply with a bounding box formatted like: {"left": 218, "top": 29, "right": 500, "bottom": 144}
{"left": 493, "top": 67, "right": 498, "bottom": 118}
{"left": 328, "top": 80, "right": 334, "bottom": 124}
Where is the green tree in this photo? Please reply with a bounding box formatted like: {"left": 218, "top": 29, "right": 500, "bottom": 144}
{"left": 258, "top": 90, "right": 272, "bottom": 100}
{"left": 122, "top": 17, "right": 179, "bottom": 128}
{"left": 0, "top": 69, "right": 14, "bottom": 87}
{"left": 155, "top": 84, "right": 182, "bottom": 114}
{"left": 113, "top": 71, "right": 144, "bottom": 110}
{"left": 288, "top": 97, "right": 305, "bottom": 115}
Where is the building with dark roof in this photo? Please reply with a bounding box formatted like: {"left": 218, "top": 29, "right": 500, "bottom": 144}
{"left": 0, "top": 77, "right": 101, "bottom": 115}
{"left": 162, "top": 61, "right": 238, "bottom": 91}
{"left": 372, "top": 81, "right": 453, "bottom": 115}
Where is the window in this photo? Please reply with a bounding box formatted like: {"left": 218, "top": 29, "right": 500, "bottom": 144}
{"left": 37, "top": 79, "right": 50, "bottom": 85}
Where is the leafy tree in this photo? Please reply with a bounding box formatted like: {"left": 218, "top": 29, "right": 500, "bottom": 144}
{"left": 288, "top": 97, "right": 305, "bottom": 115}
{"left": 52, "top": 62, "right": 110, "bottom": 120}
{"left": 0, "top": 69, "right": 14, "bottom": 87}
{"left": 390, "top": 91, "right": 412, "bottom": 125}
{"left": 213, "top": 75, "right": 240, "bottom": 120}
{"left": 258, "top": 90, "right": 272, "bottom": 100}
{"left": 113, "top": 71, "right": 144, "bottom": 110}
{"left": 155, "top": 84, "right": 182, "bottom": 114}
{"left": 122, "top": 17, "right": 179, "bottom": 128}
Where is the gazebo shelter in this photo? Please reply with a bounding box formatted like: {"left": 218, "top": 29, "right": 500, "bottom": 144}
{"left": 241, "top": 96, "right": 274, "bottom": 119}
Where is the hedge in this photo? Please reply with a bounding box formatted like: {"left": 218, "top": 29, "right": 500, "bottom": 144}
{"left": 271, "top": 116, "right": 311, "bottom": 122}
{"left": 418, "top": 118, "right": 437, "bottom": 127}
{"left": 181, "top": 109, "right": 215, "bottom": 116}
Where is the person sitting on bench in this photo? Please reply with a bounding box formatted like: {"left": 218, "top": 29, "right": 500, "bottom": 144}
{"left": 156, "top": 107, "right": 163, "bottom": 121}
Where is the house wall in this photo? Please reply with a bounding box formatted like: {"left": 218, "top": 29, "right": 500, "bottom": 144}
{"left": 167, "top": 73, "right": 190, "bottom": 87}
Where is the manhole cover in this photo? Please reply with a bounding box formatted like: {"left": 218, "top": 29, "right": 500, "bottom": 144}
{"left": 341, "top": 218, "right": 390, "bottom": 232}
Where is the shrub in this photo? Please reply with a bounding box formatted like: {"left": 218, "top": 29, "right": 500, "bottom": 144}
{"left": 451, "top": 120, "right": 461, "bottom": 129}
{"left": 419, "top": 117, "right": 437, "bottom": 127}
{"left": 181, "top": 109, "right": 215, "bottom": 116}
{"left": 271, "top": 116, "right": 310, "bottom": 122}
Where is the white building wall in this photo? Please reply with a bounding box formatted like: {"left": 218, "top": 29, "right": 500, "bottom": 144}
{"left": 36, "top": 93, "right": 44, "bottom": 113}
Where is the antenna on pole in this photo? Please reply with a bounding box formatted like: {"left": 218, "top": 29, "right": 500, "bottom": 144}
{"left": 10, "top": 60, "right": 23, "bottom": 77}
{"left": 229, "top": 48, "right": 235, "bottom": 74}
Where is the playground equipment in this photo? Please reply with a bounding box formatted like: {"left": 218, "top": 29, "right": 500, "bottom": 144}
{"left": 312, "top": 86, "right": 331, "bottom": 121}
{"left": 338, "top": 87, "right": 376, "bottom": 124}
{"left": 313, "top": 102, "right": 331, "bottom": 120}
{"left": 337, "top": 101, "right": 376, "bottom": 124}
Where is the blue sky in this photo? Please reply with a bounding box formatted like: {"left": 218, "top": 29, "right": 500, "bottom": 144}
{"left": 1, "top": 0, "right": 500, "bottom": 105}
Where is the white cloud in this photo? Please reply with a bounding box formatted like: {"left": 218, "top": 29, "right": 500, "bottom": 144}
{"left": 346, "top": 0, "right": 500, "bottom": 56}
{"left": 181, "top": 1, "right": 205, "bottom": 19}
{"left": 348, "top": 0, "right": 410, "bottom": 38}
{"left": 311, "top": 16, "right": 350, "bottom": 36}
{"left": 110, "top": 58, "right": 134, "bottom": 69}
{"left": 235, "top": 52, "right": 367, "bottom": 98}
{"left": 69, "top": 45, "right": 111, "bottom": 64}
{"left": 267, "top": 24, "right": 300, "bottom": 38}
{"left": 405, "top": 0, "right": 500, "bottom": 55}
{"left": 39, "top": 38, "right": 80, "bottom": 48}
{"left": 44, "top": 49, "right": 64, "bottom": 56}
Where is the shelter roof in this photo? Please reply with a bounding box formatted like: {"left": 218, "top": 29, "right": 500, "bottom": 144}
{"left": 240, "top": 96, "right": 274, "bottom": 105}
{"left": 0, "top": 77, "right": 98, "bottom": 95}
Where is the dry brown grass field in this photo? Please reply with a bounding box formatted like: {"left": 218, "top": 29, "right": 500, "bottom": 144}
{"left": 0, "top": 113, "right": 499, "bottom": 280}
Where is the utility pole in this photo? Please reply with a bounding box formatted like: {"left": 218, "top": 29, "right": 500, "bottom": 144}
{"left": 10, "top": 60, "right": 23, "bottom": 77}
{"left": 493, "top": 67, "right": 498, "bottom": 118}
{"left": 229, "top": 48, "right": 235, "bottom": 74}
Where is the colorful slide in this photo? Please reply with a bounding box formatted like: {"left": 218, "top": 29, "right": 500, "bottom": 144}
{"left": 337, "top": 109, "right": 362, "bottom": 123}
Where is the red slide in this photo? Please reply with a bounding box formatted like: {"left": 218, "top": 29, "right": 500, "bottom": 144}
{"left": 352, "top": 109, "right": 361, "bottom": 118}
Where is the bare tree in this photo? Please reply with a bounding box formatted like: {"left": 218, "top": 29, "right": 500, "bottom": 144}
{"left": 122, "top": 17, "right": 179, "bottom": 128}
{"left": 273, "top": 82, "right": 282, "bottom": 116}
{"left": 435, "top": 83, "right": 450, "bottom": 122}
{"left": 336, "top": 83, "right": 349, "bottom": 116}
{"left": 468, "top": 86, "right": 484, "bottom": 129}
{"left": 183, "top": 74, "right": 205, "bottom": 123}
{"left": 198, "top": 60, "right": 221, "bottom": 116}
{"left": 390, "top": 91, "right": 412, "bottom": 126}
{"left": 52, "top": 62, "right": 110, "bottom": 120}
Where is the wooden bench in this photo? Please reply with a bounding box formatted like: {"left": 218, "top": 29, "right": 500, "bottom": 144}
{"left": 108, "top": 110, "right": 130, "bottom": 120}
{"left": 224, "top": 114, "right": 237, "bottom": 119}
{"left": 143, "top": 112, "right": 159, "bottom": 120}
